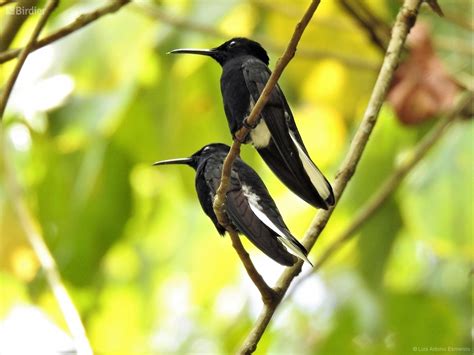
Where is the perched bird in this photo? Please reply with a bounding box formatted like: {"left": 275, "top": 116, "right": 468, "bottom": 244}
{"left": 154, "top": 143, "right": 312, "bottom": 266}
{"left": 170, "top": 38, "right": 335, "bottom": 209}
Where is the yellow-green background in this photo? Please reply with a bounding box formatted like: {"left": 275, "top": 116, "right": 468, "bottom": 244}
{"left": 0, "top": 0, "right": 472, "bottom": 354}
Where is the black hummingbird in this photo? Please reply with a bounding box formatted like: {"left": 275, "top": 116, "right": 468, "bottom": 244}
{"left": 169, "top": 37, "right": 335, "bottom": 209}
{"left": 154, "top": 143, "right": 312, "bottom": 266}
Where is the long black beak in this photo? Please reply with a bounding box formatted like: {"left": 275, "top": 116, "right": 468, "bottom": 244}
{"left": 153, "top": 157, "right": 193, "bottom": 166}
{"left": 168, "top": 48, "right": 216, "bottom": 57}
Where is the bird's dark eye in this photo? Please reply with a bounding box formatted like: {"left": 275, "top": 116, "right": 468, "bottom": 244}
{"left": 228, "top": 40, "right": 237, "bottom": 48}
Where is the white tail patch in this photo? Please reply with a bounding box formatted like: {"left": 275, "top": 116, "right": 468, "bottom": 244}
{"left": 288, "top": 131, "right": 331, "bottom": 200}
{"left": 276, "top": 236, "right": 312, "bottom": 266}
{"left": 242, "top": 186, "right": 312, "bottom": 264}
{"left": 249, "top": 119, "right": 271, "bottom": 148}
{"left": 248, "top": 97, "right": 271, "bottom": 148}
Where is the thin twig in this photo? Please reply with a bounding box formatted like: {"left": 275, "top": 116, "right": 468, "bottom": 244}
{"left": 2, "top": 137, "right": 93, "bottom": 354}
{"left": 213, "top": 144, "right": 242, "bottom": 227}
{"left": 213, "top": 0, "right": 323, "bottom": 225}
{"left": 0, "top": 0, "right": 131, "bottom": 65}
{"left": 228, "top": 229, "right": 277, "bottom": 304}
{"left": 210, "top": 0, "right": 322, "bottom": 309}
{"left": 338, "top": 0, "right": 390, "bottom": 52}
{"left": 425, "top": 0, "right": 444, "bottom": 17}
{"left": 0, "top": 0, "right": 39, "bottom": 51}
{"left": 209, "top": 144, "right": 275, "bottom": 303}
{"left": 289, "top": 90, "right": 473, "bottom": 295}
{"left": 0, "top": 0, "right": 17, "bottom": 6}
{"left": 238, "top": 1, "right": 424, "bottom": 353}
{"left": 0, "top": 0, "right": 58, "bottom": 121}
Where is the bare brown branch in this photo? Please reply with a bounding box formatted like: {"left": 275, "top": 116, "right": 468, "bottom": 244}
{"left": 228, "top": 228, "right": 277, "bottom": 304}
{"left": 209, "top": 147, "right": 274, "bottom": 304}
{"left": 209, "top": 0, "right": 322, "bottom": 308}
{"left": 0, "top": 0, "right": 39, "bottom": 51}
{"left": 213, "top": 0, "right": 323, "bottom": 223}
{"left": 0, "top": 0, "right": 60, "bottom": 120}
{"left": 0, "top": 0, "right": 131, "bottom": 65}
{"left": 290, "top": 90, "right": 473, "bottom": 294}
{"left": 338, "top": 0, "right": 391, "bottom": 52}
{"left": 0, "top": 0, "right": 17, "bottom": 7}
{"left": 238, "top": 0, "right": 424, "bottom": 353}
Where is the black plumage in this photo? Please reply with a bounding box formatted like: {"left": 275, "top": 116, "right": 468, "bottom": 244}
{"left": 154, "top": 143, "right": 311, "bottom": 266}
{"left": 170, "top": 38, "right": 335, "bottom": 209}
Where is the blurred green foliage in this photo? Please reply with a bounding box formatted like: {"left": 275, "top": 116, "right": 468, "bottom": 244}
{"left": 0, "top": 0, "right": 472, "bottom": 354}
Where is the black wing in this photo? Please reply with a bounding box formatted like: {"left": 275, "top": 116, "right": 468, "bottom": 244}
{"left": 225, "top": 183, "right": 297, "bottom": 266}
{"left": 221, "top": 60, "right": 253, "bottom": 135}
{"left": 235, "top": 160, "right": 311, "bottom": 265}
{"left": 257, "top": 140, "right": 325, "bottom": 208}
{"left": 195, "top": 159, "right": 226, "bottom": 235}
{"left": 242, "top": 58, "right": 334, "bottom": 208}
{"left": 203, "top": 157, "right": 297, "bottom": 266}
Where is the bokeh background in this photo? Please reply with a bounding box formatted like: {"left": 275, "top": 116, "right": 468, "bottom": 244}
{"left": 0, "top": 0, "right": 472, "bottom": 354}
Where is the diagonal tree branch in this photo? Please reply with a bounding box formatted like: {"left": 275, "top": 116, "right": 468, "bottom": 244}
{"left": 2, "top": 136, "right": 93, "bottom": 354}
{"left": 0, "top": 0, "right": 39, "bottom": 51}
{"left": 207, "top": 143, "right": 277, "bottom": 302}
{"left": 0, "top": 0, "right": 59, "bottom": 120}
{"left": 338, "top": 0, "right": 391, "bottom": 52}
{"left": 238, "top": 0, "right": 424, "bottom": 353}
{"left": 0, "top": 0, "right": 131, "bottom": 65}
{"left": 228, "top": 228, "right": 277, "bottom": 304}
{"left": 0, "top": 0, "right": 18, "bottom": 7}
{"left": 209, "top": 0, "right": 322, "bottom": 307}
{"left": 212, "top": 0, "right": 322, "bottom": 229}
{"left": 289, "top": 90, "right": 473, "bottom": 296}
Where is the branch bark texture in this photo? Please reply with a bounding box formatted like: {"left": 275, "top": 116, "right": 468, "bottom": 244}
{"left": 210, "top": 0, "right": 322, "bottom": 307}
{"left": 291, "top": 90, "right": 473, "bottom": 292}
{"left": 0, "top": 0, "right": 39, "bottom": 51}
{"left": 0, "top": 0, "right": 131, "bottom": 64}
{"left": 239, "top": 0, "right": 424, "bottom": 353}
{"left": 227, "top": 229, "right": 277, "bottom": 304}
{"left": 0, "top": 0, "right": 59, "bottom": 120}
{"left": 213, "top": 0, "right": 322, "bottom": 226}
